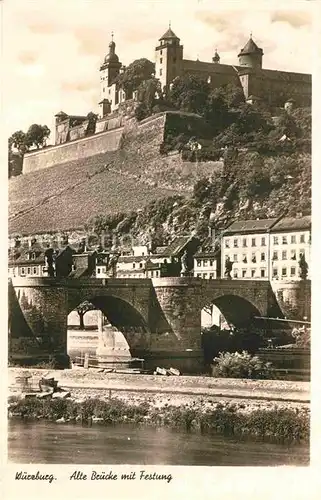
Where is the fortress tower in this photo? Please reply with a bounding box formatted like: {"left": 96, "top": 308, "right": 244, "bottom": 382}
{"left": 99, "top": 34, "right": 122, "bottom": 116}
{"left": 238, "top": 34, "right": 263, "bottom": 69}
{"left": 155, "top": 25, "right": 184, "bottom": 93}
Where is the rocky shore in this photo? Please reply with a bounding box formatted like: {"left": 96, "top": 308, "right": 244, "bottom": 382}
{"left": 8, "top": 368, "right": 310, "bottom": 443}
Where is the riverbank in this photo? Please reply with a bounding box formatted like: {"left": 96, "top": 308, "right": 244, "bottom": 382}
{"left": 8, "top": 395, "right": 309, "bottom": 444}
{"left": 8, "top": 368, "right": 310, "bottom": 443}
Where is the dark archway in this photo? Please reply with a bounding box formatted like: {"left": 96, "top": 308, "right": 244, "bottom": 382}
{"left": 201, "top": 295, "right": 265, "bottom": 367}
{"left": 210, "top": 294, "right": 262, "bottom": 329}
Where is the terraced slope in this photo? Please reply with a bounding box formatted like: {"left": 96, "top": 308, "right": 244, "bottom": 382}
{"left": 9, "top": 152, "right": 186, "bottom": 235}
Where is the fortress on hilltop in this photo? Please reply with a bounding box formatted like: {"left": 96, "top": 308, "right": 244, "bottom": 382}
{"left": 97, "top": 26, "right": 311, "bottom": 116}
{"left": 52, "top": 26, "right": 311, "bottom": 147}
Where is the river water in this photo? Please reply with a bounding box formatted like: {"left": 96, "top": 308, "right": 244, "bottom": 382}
{"left": 8, "top": 420, "right": 309, "bottom": 466}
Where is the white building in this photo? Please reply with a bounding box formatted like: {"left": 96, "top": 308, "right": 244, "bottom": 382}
{"left": 221, "top": 216, "right": 311, "bottom": 281}
{"left": 269, "top": 216, "right": 311, "bottom": 280}
{"left": 194, "top": 251, "right": 219, "bottom": 279}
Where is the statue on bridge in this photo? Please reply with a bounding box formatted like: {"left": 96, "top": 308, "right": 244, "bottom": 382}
{"left": 107, "top": 251, "right": 120, "bottom": 278}
{"left": 224, "top": 256, "right": 233, "bottom": 279}
{"left": 180, "top": 249, "right": 193, "bottom": 277}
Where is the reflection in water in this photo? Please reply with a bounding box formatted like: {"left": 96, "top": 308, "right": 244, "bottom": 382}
{"left": 8, "top": 420, "right": 309, "bottom": 466}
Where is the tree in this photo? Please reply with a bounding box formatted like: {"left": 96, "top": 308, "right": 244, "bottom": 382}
{"left": 76, "top": 301, "right": 96, "bottom": 330}
{"left": 169, "top": 74, "right": 210, "bottom": 115}
{"left": 115, "top": 58, "right": 155, "bottom": 96}
{"left": 25, "top": 124, "right": 50, "bottom": 149}
{"left": 135, "top": 77, "right": 162, "bottom": 121}
{"left": 9, "top": 130, "right": 29, "bottom": 154}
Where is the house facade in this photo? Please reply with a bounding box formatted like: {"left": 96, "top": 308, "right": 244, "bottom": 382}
{"left": 221, "top": 216, "right": 311, "bottom": 281}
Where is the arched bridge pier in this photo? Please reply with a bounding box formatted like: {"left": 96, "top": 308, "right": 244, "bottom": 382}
{"left": 9, "top": 277, "right": 309, "bottom": 372}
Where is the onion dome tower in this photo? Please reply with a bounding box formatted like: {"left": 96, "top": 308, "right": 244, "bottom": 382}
{"left": 212, "top": 49, "right": 220, "bottom": 64}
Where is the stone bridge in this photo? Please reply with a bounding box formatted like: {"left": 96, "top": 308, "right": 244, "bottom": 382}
{"left": 8, "top": 277, "right": 310, "bottom": 372}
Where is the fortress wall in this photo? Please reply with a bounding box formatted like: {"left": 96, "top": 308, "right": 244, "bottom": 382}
{"left": 118, "top": 113, "right": 223, "bottom": 191}
{"left": 23, "top": 127, "right": 124, "bottom": 174}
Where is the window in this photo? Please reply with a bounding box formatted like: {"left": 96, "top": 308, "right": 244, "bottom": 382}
{"left": 261, "top": 252, "right": 266, "bottom": 262}
{"left": 251, "top": 253, "right": 256, "bottom": 263}
{"left": 282, "top": 251, "right": 287, "bottom": 260}
{"left": 261, "top": 269, "right": 266, "bottom": 278}
{"left": 242, "top": 254, "right": 247, "bottom": 264}
{"left": 155, "top": 271, "right": 159, "bottom": 277}
{"left": 251, "top": 238, "right": 256, "bottom": 247}
{"left": 272, "top": 251, "right": 278, "bottom": 260}
{"left": 139, "top": 263, "right": 143, "bottom": 268}
{"left": 272, "top": 268, "right": 278, "bottom": 278}
{"left": 242, "top": 238, "right": 247, "bottom": 247}
{"left": 282, "top": 267, "right": 287, "bottom": 277}
{"left": 209, "top": 273, "right": 214, "bottom": 279}
{"left": 242, "top": 269, "right": 247, "bottom": 278}
{"left": 197, "top": 260, "right": 201, "bottom": 267}
{"left": 203, "top": 273, "right": 208, "bottom": 279}
{"left": 291, "top": 249, "right": 296, "bottom": 260}
{"left": 151, "top": 271, "right": 154, "bottom": 277}
{"left": 233, "top": 269, "right": 238, "bottom": 278}
{"left": 273, "top": 236, "right": 279, "bottom": 245}
{"left": 209, "top": 260, "right": 214, "bottom": 266}
{"left": 160, "top": 69, "right": 163, "bottom": 76}
{"left": 160, "top": 57, "right": 163, "bottom": 64}
{"left": 203, "top": 260, "right": 208, "bottom": 267}
{"left": 233, "top": 238, "right": 238, "bottom": 248}
{"left": 42, "top": 267, "right": 46, "bottom": 273}
{"left": 251, "top": 269, "right": 256, "bottom": 277}
{"left": 97, "top": 268, "right": 101, "bottom": 274}
{"left": 31, "top": 252, "right": 36, "bottom": 260}
{"left": 233, "top": 254, "right": 238, "bottom": 262}
{"left": 160, "top": 50, "right": 163, "bottom": 55}
{"left": 33, "top": 267, "right": 37, "bottom": 274}
{"left": 290, "top": 267, "right": 296, "bottom": 277}
{"left": 300, "top": 234, "right": 305, "bottom": 243}
{"left": 27, "top": 268, "right": 31, "bottom": 274}
{"left": 282, "top": 236, "right": 287, "bottom": 245}
{"left": 21, "top": 267, "right": 25, "bottom": 275}
{"left": 225, "top": 239, "right": 230, "bottom": 248}
{"left": 133, "top": 263, "right": 136, "bottom": 269}
{"left": 261, "top": 237, "right": 266, "bottom": 246}
{"left": 197, "top": 273, "right": 202, "bottom": 278}
{"left": 291, "top": 235, "right": 296, "bottom": 244}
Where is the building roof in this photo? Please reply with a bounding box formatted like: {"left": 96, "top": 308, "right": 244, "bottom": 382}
{"left": 238, "top": 37, "right": 263, "bottom": 56}
{"left": 194, "top": 251, "right": 219, "bottom": 258}
{"left": 158, "top": 236, "right": 192, "bottom": 257}
{"left": 224, "top": 218, "right": 278, "bottom": 235}
{"left": 271, "top": 216, "right": 311, "bottom": 233}
{"left": 159, "top": 27, "right": 179, "bottom": 41}
{"left": 118, "top": 255, "right": 146, "bottom": 263}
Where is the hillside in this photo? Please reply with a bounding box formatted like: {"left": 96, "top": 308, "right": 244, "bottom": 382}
{"left": 9, "top": 101, "right": 311, "bottom": 243}
{"left": 8, "top": 152, "right": 187, "bottom": 235}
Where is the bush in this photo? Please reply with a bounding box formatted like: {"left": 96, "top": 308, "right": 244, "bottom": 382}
{"left": 211, "top": 351, "right": 274, "bottom": 379}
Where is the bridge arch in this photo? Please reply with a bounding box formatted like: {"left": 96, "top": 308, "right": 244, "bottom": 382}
{"left": 67, "top": 293, "right": 150, "bottom": 353}
{"left": 202, "top": 294, "right": 262, "bottom": 329}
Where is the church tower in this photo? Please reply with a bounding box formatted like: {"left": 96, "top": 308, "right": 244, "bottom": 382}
{"left": 155, "top": 25, "right": 183, "bottom": 93}
{"left": 238, "top": 35, "right": 263, "bottom": 69}
{"left": 99, "top": 34, "right": 122, "bottom": 99}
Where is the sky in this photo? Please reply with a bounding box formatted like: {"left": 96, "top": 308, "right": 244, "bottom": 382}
{"left": 2, "top": 0, "right": 315, "bottom": 140}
